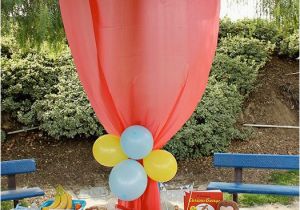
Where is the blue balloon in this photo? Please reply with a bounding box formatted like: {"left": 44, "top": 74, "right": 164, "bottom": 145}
{"left": 120, "top": 125, "right": 153, "bottom": 159}
{"left": 109, "top": 160, "right": 147, "bottom": 201}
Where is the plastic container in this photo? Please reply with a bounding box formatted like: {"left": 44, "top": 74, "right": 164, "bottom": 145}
{"left": 40, "top": 199, "right": 86, "bottom": 210}
{"left": 15, "top": 203, "right": 38, "bottom": 210}
{"left": 15, "top": 204, "right": 30, "bottom": 210}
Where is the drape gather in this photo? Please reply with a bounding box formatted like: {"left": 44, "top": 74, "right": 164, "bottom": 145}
{"left": 59, "top": 1, "right": 220, "bottom": 209}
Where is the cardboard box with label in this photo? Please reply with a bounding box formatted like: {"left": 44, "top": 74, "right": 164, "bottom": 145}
{"left": 184, "top": 190, "right": 223, "bottom": 210}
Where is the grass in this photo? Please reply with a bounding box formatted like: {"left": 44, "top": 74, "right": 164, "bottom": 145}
{"left": 1, "top": 200, "right": 29, "bottom": 210}
{"left": 224, "top": 170, "right": 299, "bottom": 207}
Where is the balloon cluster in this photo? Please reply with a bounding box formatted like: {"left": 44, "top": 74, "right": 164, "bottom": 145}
{"left": 92, "top": 125, "right": 177, "bottom": 201}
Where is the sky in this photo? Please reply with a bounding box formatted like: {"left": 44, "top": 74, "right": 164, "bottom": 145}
{"left": 220, "top": 0, "right": 261, "bottom": 20}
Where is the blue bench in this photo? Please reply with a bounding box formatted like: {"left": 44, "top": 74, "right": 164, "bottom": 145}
{"left": 207, "top": 153, "right": 299, "bottom": 202}
{"left": 1, "top": 159, "right": 45, "bottom": 206}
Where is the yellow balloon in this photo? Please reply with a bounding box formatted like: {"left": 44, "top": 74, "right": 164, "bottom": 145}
{"left": 92, "top": 134, "right": 127, "bottom": 167}
{"left": 143, "top": 150, "right": 177, "bottom": 182}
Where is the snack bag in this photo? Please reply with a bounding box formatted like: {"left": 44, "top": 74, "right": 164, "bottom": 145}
{"left": 184, "top": 190, "right": 223, "bottom": 210}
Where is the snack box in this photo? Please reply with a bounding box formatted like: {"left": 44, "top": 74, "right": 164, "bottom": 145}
{"left": 40, "top": 199, "right": 86, "bottom": 210}
{"left": 184, "top": 190, "right": 223, "bottom": 210}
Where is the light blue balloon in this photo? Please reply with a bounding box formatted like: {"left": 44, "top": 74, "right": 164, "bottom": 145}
{"left": 120, "top": 125, "right": 153, "bottom": 159}
{"left": 109, "top": 159, "right": 147, "bottom": 201}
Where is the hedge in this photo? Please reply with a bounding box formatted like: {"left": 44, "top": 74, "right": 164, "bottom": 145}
{"left": 219, "top": 18, "right": 282, "bottom": 45}
{"left": 1, "top": 39, "right": 104, "bottom": 138}
{"left": 210, "top": 53, "right": 256, "bottom": 96}
{"left": 217, "top": 36, "right": 274, "bottom": 70}
{"left": 1, "top": 49, "right": 59, "bottom": 125}
{"left": 165, "top": 77, "right": 244, "bottom": 159}
{"left": 2, "top": 20, "right": 277, "bottom": 158}
{"left": 33, "top": 65, "right": 104, "bottom": 138}
{"left": 279, "top": 31, "right": 299, "bottom": 58}
{"left": 219, "top": 18, "right": 299, "bottom": 58}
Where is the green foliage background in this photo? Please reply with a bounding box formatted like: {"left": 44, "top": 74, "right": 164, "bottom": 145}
{"left": 1, "top": 0, "right": 65, "bottom": 51}
{"left": 1, "top": 18, "right": 298, "bottom": 159}
{"left": 1, "top": 0, "right": 299, "bottom": 51}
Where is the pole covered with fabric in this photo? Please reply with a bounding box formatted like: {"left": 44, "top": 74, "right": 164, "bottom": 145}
{"left": 59, "top": 1, "right": 220, "bottom": 209}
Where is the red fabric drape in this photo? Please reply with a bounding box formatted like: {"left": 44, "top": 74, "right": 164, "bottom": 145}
{"left": 59, "top": 1, "right": 220, "bottom": 209}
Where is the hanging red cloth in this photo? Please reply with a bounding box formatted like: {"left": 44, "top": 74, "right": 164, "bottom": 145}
{"left": 59, "top": 1, "right": 220, "bottom": 209}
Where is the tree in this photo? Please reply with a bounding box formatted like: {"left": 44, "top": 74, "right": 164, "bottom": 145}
{"left": 1, "top": 0, "right": 65, "bottom": 50}
{"left": 244, "top": 0, "right": 299, "bottom": 32}
{"left": 2, "top": 0, "right": 298, "bottom": 51}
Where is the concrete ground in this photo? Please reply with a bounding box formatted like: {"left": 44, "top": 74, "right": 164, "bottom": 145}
{"left": 67, "top": 187, "right": 299, "bottom": 210}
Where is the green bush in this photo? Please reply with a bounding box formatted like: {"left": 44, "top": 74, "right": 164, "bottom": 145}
{"left": 33, "top": 65, "right": 104, "bottom": 138}
{"left": 217, "top": 36, "right": 274, "bottom": 70}
{"left": 219, "top": 18, "right": 282, "bottom": 45}
{"left": 2, "top": 28, "right": 274, "bottom": 156}
{"left": 1, "top": 37, "right": 17, "bottom": 58}
{"left": 210, "top": 53, "right": 257, "bottom": 96}
{"left": 219, "top": 18, "right": 299, "bottom": 58}
{"left": 1, "top": 41, "right": 104, "bottom": 138}
{"left": 279, "top": 31, "right": 299, "bottom": 58}
{"left": 1, "top": 52, "right": 59, "bottom": 125}
{"left": 165, "top": 77, "right": 244, "bottom": 159}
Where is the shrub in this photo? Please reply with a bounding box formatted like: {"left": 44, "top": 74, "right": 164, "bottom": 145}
{"left": 1, "top": 52, "right": 60, "bottom": 125}
{"left": 1, "top": 38, "right": 104, "bottom": 138}
{"left": 210, "top": 53, "right": 257, "bottom": 96}
{"left": 3, "top": 30, "right": 274, "bottom": 156}
{"left": 1, "top": 37, "right": 17, "bottom": 58}
{"left": 32, "top": 65, "right": 104, "bottom": 138}
{"left": 219, "top": 18, "right": 299, "bottom": 57}
{"left": 217, "top": 36, "right": 274, "bottom": 70}
{"left": 219, "top": 18, "right": 282, "bottom": 45}
{"left": 279, "top": 31, "right": 299, "bottom": 58}
{"left": 165, "top": 77, "right": 244, "bottom": 159}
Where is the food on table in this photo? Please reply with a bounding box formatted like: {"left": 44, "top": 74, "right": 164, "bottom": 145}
{"left": 85, "top": 206, "right": 107, "bottom": 210}
{"left": 66, "top": 193, "right": 72, "bottom": 209}
{"left": 45, "top": 194, "right": 61, "bottom": 209}
{"left": 42, "top": 185, "right": 74, "bottom": 210}
{"left": 75, "top": 203, "right": 82, "bottom": 210}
